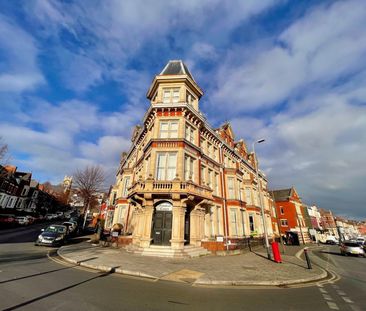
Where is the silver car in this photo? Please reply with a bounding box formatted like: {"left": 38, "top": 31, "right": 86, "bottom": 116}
{"left": 340, "top": 241, "right": 365, "bottom": 257}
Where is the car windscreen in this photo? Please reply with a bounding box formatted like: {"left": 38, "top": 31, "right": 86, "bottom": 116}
{"left": 45, "top": 226, "right": 66, "bottom": 234}
{"left": 344, "top": 242, "right": 359, "bottom": 247}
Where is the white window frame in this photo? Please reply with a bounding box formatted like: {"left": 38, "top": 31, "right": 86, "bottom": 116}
{"left": 122, "top": 176, "right": 131, "bottom": 197}
{"left": 227, "top": 177, "right": 235, "bottom": 199}
{"left": 185, "top": 123, "right": 195, "bottom": 143}
{"left": 184, "top": 155, "right": 195, "bottom": 181}
{"left": 159, "top": 120, "right": 179, "bottom": 138}
{"left": 230, "top": 208, "right": 238, "bottom": 236}
{"left": 240, "top": 209, "right": 246, "bottom": 236}
{"left": 163, "top": 88, "right": 180, "bottom": 104}
{"left": 156, "top": 152, "right": 177, "bottom": 181}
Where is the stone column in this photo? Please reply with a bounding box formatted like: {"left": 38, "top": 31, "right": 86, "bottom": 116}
{"left": 190, "top": 208, "right": 201, "bottom": 246}
{"left": 132, "top": 209, "right": 142, "bottom": 246}
{"left": 198, "top": 208, "right": 205, "bottom": 241}
{"left": 139, "top": 202, "right": 154, "bottom": 248}
{"left": 170, "top": 200, "right": 186, "bottom": 249}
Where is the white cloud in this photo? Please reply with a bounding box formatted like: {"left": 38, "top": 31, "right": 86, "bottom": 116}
{"left": 24, "top": 0, "right": 278, "bottom": 93}
{"left": 0, "top": 14, "right": 44, "bottom": 93}
{"left": 209, "top": 0, "right": 366, "bottom": 114}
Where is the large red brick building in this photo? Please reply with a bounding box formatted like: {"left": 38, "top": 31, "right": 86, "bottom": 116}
{"left": 271, "top": 187, "right": 310, "bottom": 244}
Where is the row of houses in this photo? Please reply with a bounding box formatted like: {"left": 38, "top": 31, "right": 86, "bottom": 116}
{"left": 0, "top": 165, "right": 68, "bottom": 216}
{"left": 272, "top": 187, "right": 365, "bottom": 244}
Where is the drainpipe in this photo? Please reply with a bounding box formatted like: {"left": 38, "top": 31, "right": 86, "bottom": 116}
{"left": 219, "top": 143, "right": 229, "bottom": 251}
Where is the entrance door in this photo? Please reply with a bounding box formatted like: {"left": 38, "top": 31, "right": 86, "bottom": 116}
{"left": 153, "top": 211, "right": 172, "bottom": 245}
{"left": 184, "top": 211, "right": 190, "bottom": 245}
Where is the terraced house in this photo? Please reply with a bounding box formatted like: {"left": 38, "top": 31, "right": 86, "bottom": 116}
{"left": 110, "top": 60, "right": 278, "bottom": 256}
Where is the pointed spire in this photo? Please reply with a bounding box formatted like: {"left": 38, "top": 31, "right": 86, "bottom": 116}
{"left": 160, "top": 60, "right": 195, "bottom": 81}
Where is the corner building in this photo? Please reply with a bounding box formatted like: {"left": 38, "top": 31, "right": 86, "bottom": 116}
{"left": 110, "top": 60, "right": 277, "bottom": 255}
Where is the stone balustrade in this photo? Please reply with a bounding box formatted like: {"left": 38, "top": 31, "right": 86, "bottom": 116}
{"left": 128, "top": 179, "right": 213, "bottom": 200}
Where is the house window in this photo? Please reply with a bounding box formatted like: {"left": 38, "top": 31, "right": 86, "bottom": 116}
{"left": 201, "top": 137, "right": 206, "bottom": 153}
{"left": 207, "top": 142, "right": 212, "bottom": 158}
{"left": 214, "top": 173, "right": 219, "bottom": 196}
{"left": 213, "top": 146, "right": 218, "bottom": 160}
{"left": 186, "top": 91, "right": 195, "bottom": 106}
{"left": 249, "top": 214, "right": 255, "bottom": 232}
{"left": 185, "top": 123, "right": 195, "bottom": 143}
{"left": 163, "top": 88, "right": 180, "bottom": 104}
{"left": 240, "top": 209, "right": 246, "bottom": 236}
{"left": 156, "top": 152, "right": 177, "bottom": 180}
{"left": 216, "top": 206, "right": 222, "bottom": 235}
{"left": 227, "top": 177, "right": 235, "bottom": 199}
{"left": 280, "top": 219, "right": 288, "bottom": 227}
{"left": 184, "top": 155, "right": 195, "bottom": 181}
{"left": 116, "top": 205, "right": 127, "bottom": 224}
{"left": 280, "top": 207, "right": 284, "bottom": 215}
{"left": 230, "top": 209, "right": 238, "bottom": 236}
{"left": 159, "top": 120, "right": 178, "bottom": 138}
{"left": 201, "top": 165, "right": 206, "bottom": 185}
{"left": 122, "top": 177, "right": 131, "bottom": 197}
{"left": 207, "top": 169, "right": 213, "bottom": 188}
{"left": 112, "top": 192, "right": 117, "bottom": 205}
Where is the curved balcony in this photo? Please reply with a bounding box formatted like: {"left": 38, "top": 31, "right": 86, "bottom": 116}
{"left": 128, "top": 179, "right": 213, "bottom": 201}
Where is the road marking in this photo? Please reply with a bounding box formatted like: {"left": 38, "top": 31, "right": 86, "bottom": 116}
{"left": 319, "top": 288, "right": 328, "bottom": 293}
{"left": 322, "top": 294, "right": 333, "bottom": 301}
{"left": 336, "top": 290, "right": 346, "bottom": 296}
{"left": 332, "top": 284, "right": 340, "bottom": 289}
{"left": 349, "top": 305, "right": 361, "bottom": 311}
{"left": 341, "top": 297, "right": 353, "bottom": 304}
{"left": 326, "top": 301, "right": 339, "bottom": 310}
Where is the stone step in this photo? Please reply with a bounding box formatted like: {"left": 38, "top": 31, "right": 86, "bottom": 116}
{"left": 126, "top": 244, "right": 211, "bottom": 258}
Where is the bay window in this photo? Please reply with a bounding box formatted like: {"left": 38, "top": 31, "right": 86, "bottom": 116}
{"left": 156, "top": 152, "right": 177, "bottom": 180}
{"left": 160, "top": 120, "right": 179, "bottom": 138}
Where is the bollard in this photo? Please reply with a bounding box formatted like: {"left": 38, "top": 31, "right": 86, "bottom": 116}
{"left": 304, "top": 247, "right": 312, "bottom": 269}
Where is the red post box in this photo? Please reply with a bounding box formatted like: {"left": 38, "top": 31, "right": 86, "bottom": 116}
{"left": 271, "top": 241, "right": 282, "bottom": 263}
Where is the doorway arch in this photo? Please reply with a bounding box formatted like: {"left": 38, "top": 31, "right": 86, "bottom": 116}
{"left": 151, "top": 201, "right": 173, "bottom": 245}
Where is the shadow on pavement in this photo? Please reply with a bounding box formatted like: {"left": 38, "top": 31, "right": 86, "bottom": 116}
{"left": 2, "top": 268, "right": 120, "bottom": 311}
{"left": 0, "top": 263, "right": 77, "bottom": 285}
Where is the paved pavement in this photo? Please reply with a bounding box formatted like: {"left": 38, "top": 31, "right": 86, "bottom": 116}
{"left": 58, "top": 242, "right": 327, "bottom": 286}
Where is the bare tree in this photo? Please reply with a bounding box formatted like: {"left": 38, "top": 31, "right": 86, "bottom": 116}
{"left": 73, "top": 165, "right": 106, "bottom": 215}
{"left": 0, "top": 136, "right": 9, "bottom": 165}
{"left": 0, "top": 137, "right": 9, "bottom": 180}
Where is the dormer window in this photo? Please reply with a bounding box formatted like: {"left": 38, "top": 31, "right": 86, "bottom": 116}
{"left": 163, "top": 88, "right": 180, "bottom": 104}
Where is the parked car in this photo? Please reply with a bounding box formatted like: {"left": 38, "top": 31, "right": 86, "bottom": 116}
{"left": 340, "top": 241, "right": 365, "bottom": 257}
{"left": 62, "top": 221, "right": 77, "bottom": 234}
{"left": 25, "top": 215, "right": 35, "bottom": 224}
{"left": 356, "top": 237, "right": 365, "bottom": 246}
{"left": 15, "top": 216, "right": 29, "bottom": 226}
{"left": 0, "top": 214, "right": 17, "bottom": 227}
{"left": 35, "top": 225, "right": 68, "bottom": 246}
{"left": 45, "top": 214, "right": 58, "bottom": 220}
{"left": 325, "top": 236, "right": 339, "bottom": 245}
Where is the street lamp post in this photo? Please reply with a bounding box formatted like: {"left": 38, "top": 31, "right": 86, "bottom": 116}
{"left": 252, "top": 139, "right": 271, "bottom": 260}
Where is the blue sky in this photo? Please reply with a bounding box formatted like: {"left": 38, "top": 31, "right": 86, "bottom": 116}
{"left": 0, "top": 0, "right": 365, "bottom": 219}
